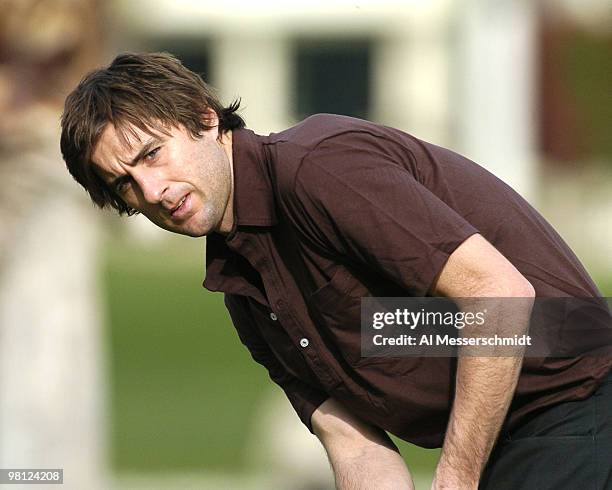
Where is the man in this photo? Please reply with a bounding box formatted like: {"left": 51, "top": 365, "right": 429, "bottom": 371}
{"left": 60, "top": 52, "right": 611, "bottom": 489}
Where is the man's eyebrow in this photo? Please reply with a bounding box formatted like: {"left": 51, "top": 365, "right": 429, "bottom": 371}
{"left": 128, "top": 138, "right": 159, "bottom": 166}
{"left": 108, "top": 138, "right": 160, "bottom": 191}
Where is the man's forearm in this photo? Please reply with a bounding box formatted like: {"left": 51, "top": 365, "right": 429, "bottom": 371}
{"left": 325, "top": 436, "right": 415, "bottom": 490}
{"left": 313, "top": 398, "right": 414, "bottom": 489}
{"left": 433, "top": 356, "right": 523, "bottom": 488}
{"left": 433, "top": 296, "right": 534, "bottom": 489}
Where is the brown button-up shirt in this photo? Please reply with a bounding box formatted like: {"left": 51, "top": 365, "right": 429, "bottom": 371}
{"left": 203, "top": 114, "right": 611, "bottom": 448}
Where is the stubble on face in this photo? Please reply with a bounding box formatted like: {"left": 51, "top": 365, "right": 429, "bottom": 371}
{"left": 208, "top": 130, "right": 234, "bottom": 235}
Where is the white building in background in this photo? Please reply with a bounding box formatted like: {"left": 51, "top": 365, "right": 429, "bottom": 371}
{"left": 113, "top": 0, "right": 536, "bottom": 192}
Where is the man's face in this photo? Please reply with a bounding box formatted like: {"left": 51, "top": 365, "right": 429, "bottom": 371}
{"left": 91, "top": 116, "right": 233, "bottom": 237}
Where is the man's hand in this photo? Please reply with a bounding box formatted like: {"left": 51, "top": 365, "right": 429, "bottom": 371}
{"left": 430, "top": 234, "right": 535, "bottom": 488}
{"left": 312, "top": 398, "right": 415, "bottom": 490}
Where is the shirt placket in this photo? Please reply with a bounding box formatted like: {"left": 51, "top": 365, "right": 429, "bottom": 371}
{"left": 227, "top": 231, "right": 341, "bottom": 391}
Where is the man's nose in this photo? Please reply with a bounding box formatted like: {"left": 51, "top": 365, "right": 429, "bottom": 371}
{"left": 135, "top": 170, "right": 168, "bottom": 204}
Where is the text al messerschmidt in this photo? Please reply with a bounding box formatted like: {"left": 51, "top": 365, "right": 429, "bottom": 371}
{"left": 372, "top": 334, "right": 532, "bottom": 346}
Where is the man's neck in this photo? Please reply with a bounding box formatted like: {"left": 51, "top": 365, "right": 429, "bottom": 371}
{"left": 216, "top": 130, "right": 235, "bottom": 235}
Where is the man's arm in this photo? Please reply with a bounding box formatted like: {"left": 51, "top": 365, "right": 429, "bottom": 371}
{"left": 312, "top": 398, "right": 415, "bottom": 490}
{"left": 430, "top": 234, "right": 535, "bottom": 489}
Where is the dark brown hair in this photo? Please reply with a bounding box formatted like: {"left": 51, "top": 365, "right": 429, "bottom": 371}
{"left": 60, "top": 51, "right": 245, "bottom": 215}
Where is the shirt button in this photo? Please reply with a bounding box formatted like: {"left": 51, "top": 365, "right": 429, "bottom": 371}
{"left": 299, "top": 338, "right": 309, "bottom": 348}
{"left": 270, "top": 312, "right": 278, "bottom": 321}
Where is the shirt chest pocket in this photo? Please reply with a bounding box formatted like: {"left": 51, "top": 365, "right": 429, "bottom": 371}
{"left": 309, "top": 265, "right": 376, "bottom": 366}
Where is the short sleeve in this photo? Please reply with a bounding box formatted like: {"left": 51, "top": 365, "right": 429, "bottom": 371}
{"left": 293, "top": 138, "right": 479, "bottom": 296}
{"left": 224, "top": 294, "right": 328, "bottom": 433}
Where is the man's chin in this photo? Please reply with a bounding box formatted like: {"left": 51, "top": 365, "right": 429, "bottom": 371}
{"left": 150, "top": 212, "right": 213, "bottom": 237}
{"left": 181, "top": 228, "right": 207, "bottom": 238}
{"left": 165, "top": 220, "right": 211, "bottom": 238}
{"left": 163, "top": 224, "right": 206, "bottom": 237}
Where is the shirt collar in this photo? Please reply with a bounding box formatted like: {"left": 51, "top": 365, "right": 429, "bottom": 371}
{"left": 229, "top": 127, "right": 277, "bottom": 228}
{"left": 203, "top": 127, "right": 276, "bottom": 296}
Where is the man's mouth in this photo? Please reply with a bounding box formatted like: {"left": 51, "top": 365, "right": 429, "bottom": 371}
{"left": 170, "top": 194, "right": 190, "bottom": 218}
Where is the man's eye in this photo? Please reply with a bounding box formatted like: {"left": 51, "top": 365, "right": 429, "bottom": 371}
{"left": 145, "top": 147, "right": 161, "bottom": 160}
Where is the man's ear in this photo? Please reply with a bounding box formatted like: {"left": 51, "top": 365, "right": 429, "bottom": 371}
{"left": 202, "top": 107, "right": 219, "bottom": 128}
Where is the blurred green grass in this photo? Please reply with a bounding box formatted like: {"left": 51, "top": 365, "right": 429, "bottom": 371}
{"left": 105, "top": 237, "right": 270, "bottom": 472}
{"left": 104, "top": 236, "right": 610, "bottom": 475}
